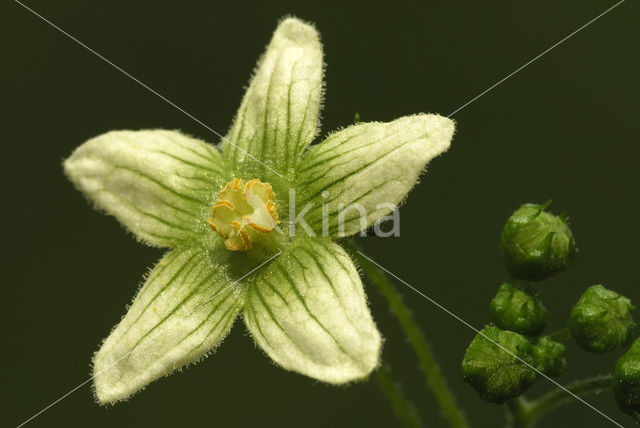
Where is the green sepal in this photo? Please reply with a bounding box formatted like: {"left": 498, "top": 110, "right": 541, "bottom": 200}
{"left": 490, "top": 282, "right": 547, "bottom": 336}
{"left": 532, "top": 336, "right": 566, "bottom": 377}
{"left": 569, "top": 284, "right": 636, "bottom": 353}
{"left": 500, "top": 202, "right": 577, "bottom": 281}
{"left": 461, "top": 325, "right": 537, "bottom": 404}
{"left": 614, "top": 338, "right": 640, "bottom": 422}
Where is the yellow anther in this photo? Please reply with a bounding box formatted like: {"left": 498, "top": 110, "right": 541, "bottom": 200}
{"left": 208, "top": 178, "right": 280, "bottom": 251}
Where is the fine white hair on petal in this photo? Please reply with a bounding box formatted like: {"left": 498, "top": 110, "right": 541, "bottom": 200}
{"left": 224, "top": 17, "right": 324, "bottom": 177}
{"left": 244, "top": 238, "right": 382, "bottom": 383}
{"left": 64, "top": 129, "right": 229, "bottom": 248}
{"left": 296, "top": 114, "right": 455, "bottom": 237}
{"left": 92, "top": 246, "right": 243, "bottom": 404}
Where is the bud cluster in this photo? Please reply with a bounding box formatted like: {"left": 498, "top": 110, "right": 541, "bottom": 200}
{"left": 462, "top": 201, "right": 637, "bottom": 422}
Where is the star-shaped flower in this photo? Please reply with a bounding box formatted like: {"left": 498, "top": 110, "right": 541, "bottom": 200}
{"left": 64, "top": 17, "right": 455, "bottom": 404}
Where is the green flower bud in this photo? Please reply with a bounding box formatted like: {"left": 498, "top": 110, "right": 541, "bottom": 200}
{"left": 614, "top": 338, "right": 640, "bottom": 421}
{"left": 490, "top": 282, "right": 547, "bottom": 335}
{"left": 461, "top": 326, "right": 537, "bottom": 404}
{"left": 569, "top": 285, "right": 636, "bottom": 353}
{"left": 500, "top": 202, "right": 577, "bottom": 281}
{"left": 532, "top": 336, "right": 566, "bottom": 377}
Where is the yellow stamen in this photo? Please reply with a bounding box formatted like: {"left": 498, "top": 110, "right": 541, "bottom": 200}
{"left": 214, "top": 199, "right": 234, "bottom": 209}
{"left": 208, "top": 178, "right": 280, "bottom": 251}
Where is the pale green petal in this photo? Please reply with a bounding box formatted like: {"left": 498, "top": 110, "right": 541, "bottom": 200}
{"left": 64, "top": 130, "right": 229, "bottom": 247}
{"left": 93, "top": 246, "right": 243, "bottom": 404}
{"left": 224, "top": 17, "right": 323, "bottom": 177}
{"left": 244, "top": 238, "right": 381, "bottom": 383}
{"left": 296, "top": 114, "right": 454, "bottom": 236}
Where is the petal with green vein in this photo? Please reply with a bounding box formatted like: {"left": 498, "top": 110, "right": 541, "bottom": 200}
{"left": 223, "top": 17, "right": 323, "bottom": 177}
{"left": 296, "top": 115, "right": 454, "bottom": 237}
{"left": 92, "top": 246, "right": 243, "bottom": 404}
{"left": 243, "top": 238, "right": 381, "bottom": 383}
{"left": 64, "top": 130, "right": 229, "bottom": 247}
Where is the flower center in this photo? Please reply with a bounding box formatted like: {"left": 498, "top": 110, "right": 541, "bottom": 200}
{"left": 208, "top": 178, "right": 280, "bottom": 251}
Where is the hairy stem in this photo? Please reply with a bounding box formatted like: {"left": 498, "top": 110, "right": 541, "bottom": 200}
{"left": 345, "top": 240, "right": 469, "bottom": 428}
{"left": 375, "top": 364, "right": 422, "bottom": 428}
{"left": 526, "top": 375, "right": 613, "bottom": 421}
{"left": 506, "top": 375, "right": 613, "bottom": 427}
{"left": 505, "top": 397, "right": 529, "bottom": 428}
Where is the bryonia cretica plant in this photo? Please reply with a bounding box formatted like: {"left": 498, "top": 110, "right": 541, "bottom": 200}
{"left": 64, "top": 17, "right": 455, "bottom": 403}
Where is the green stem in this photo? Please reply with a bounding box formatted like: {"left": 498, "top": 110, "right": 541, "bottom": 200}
{"left": 375, "top": 364, "right": 422, "bottom": 428}
{"left": 505, "top": 397, "right": 529, "bottom": 428}
{"left": 345, "top": 240, "right": 469, "bottom": 428}
{"left": 506, "top": 375, "right": 613, "bottom": 427}
{"left": 548, "top": 327, "right": 571, "bottom": 343}
{"left": 526, "top": 375, "right": 613, "bottom": 421}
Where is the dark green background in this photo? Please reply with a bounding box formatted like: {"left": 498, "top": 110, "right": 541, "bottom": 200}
{"left": 3, "top": 0, "right": 639, "bottom": 427}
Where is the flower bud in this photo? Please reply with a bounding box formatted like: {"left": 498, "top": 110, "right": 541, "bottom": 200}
{"left": 490, "top": 282, "right": 547, "bottom": 335}
{"left": 500, "top": 202, "right": 577, "bottom": 281}
{"left": 614, "top": 338, "right": 640, "bottom": 421}
{"left": 461, "top": 326, "right": 537, "bottom": 404}
{"left": 532, "top": 336, "right": 566, "bottom": 377}
{"left": 569, "top": 285, "right": 636, "bottom": 353}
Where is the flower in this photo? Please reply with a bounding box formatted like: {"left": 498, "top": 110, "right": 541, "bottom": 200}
{"left": 64, "top": 17, "right": 455, "bottom": 404}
